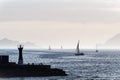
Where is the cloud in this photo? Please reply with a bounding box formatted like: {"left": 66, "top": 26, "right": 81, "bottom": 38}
{"left": 0, "top": 0, "right": 120, "bottom": 23}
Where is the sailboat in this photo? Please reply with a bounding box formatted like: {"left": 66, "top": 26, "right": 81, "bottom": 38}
{"left": 96, "top": 44, "right": 98, "bottom": 52}
{"left": 61, "top": 46, "right": 63, "bottom": 49}
{"left": 75, "top": 41, "right": 84, "bottom": 56}
{"left": 48, "top": 45, "right": 52, "bottom": 50}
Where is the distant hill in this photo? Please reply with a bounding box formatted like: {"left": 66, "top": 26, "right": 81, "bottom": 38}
{"left": 104, "top": 33, "right": 120, "bottom": 47}
{"left": 0, "top": 38, "right": 36, "bottom": 48}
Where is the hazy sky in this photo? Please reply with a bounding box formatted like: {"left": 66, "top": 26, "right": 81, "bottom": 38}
{"left": 0, "top": 0, "right": 120, "bottom": 48}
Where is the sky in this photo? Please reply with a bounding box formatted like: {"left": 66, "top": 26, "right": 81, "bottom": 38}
{"left": 0, "top": 0, "right": 120, "bottom": 48}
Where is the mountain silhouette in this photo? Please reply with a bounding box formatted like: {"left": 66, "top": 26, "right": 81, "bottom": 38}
{"left": 0, "top": 38, "right": 36, "bottom": 48}
{"left": 104, "top": 33, "right": 120, "bottom": 47}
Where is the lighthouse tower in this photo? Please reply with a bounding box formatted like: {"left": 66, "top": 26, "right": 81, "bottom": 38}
{"left": 18, "top": 45, "right": 23, "bottom": 64}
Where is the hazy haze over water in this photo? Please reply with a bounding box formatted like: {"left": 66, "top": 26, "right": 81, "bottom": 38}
{"left": 0, "top": 0, "right": 120, "bottom": 48}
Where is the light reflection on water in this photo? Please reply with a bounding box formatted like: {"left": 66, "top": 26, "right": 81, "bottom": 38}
{"left": 0, "top": 49, "right": 120, "bottom": 80}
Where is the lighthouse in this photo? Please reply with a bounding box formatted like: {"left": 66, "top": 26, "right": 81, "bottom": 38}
{"left": 18, "top": 45, "right": 23, "bottom": 64}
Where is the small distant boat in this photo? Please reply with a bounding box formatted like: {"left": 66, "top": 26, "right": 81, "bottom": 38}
{"left": 96, "top": 44, "right": 98, "bottom": 52}
{"left": 75, "top": 41, "right": 84, "bottom": 56}
{"left": 61, "top": 46, "right": 63, "bottom": 49}
{"left": 96, "top": 50, "right": 98, "bottom": 52}
{"left": 48, "top": 45, "right": 52, "bottom": 50}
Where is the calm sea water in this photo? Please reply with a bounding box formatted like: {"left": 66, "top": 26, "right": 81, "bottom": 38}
{"left": 0, "top": 49, "right": 120, "bottom": 80}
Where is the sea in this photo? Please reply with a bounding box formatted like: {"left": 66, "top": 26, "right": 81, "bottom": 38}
{"left": 0, "top": 49, "right": 120, "bottom": 80}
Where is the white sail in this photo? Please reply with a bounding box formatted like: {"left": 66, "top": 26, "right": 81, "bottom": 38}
{"left": 76, "top": 41, "right": 80, "bottom": 54}
{"left": 75, "top": 40, "right": 84, "bottom": 55}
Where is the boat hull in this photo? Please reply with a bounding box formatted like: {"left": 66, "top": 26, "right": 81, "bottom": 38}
{"left": 75, "top": 53, "right": 84, "bottom": 56}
